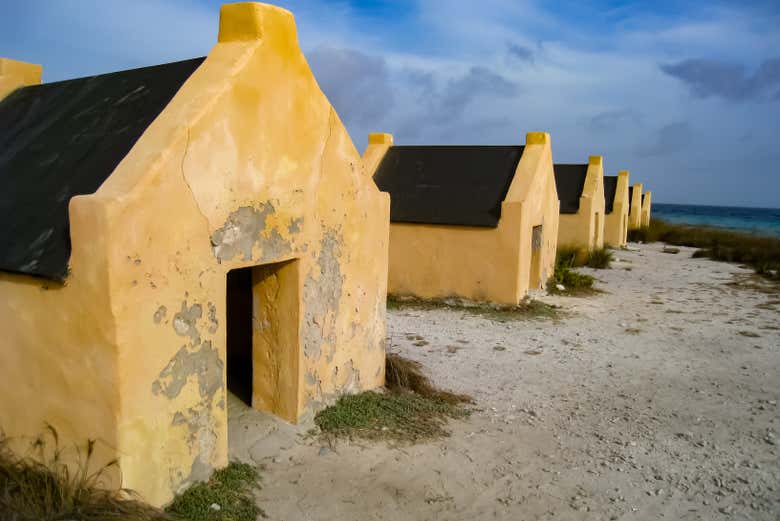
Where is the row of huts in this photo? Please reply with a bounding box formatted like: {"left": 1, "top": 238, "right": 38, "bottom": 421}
{"left": 0, "top": 2, "right": 652, "bottom": 507}
{"left": 364, "top": 133, "right": 652, "bottom": 305}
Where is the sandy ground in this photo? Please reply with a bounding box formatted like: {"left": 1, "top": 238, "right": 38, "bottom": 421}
{"left": 229, "top": 243, "right": 780, "bottom": 520}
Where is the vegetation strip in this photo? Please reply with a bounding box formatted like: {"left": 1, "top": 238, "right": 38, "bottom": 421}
{"left": 629, "top": 219, "right": 780, "bottom": 280}
{"left": 387, "top": 296, "right": 561, "bottom": 321}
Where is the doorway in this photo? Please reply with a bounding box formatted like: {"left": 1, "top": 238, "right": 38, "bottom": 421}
{"left": 529, "top": 225, "right": 543, "bottom": 289}
{"left": 226, "top": 259, "right": 301, "bottom": 422}
{"left": 594, "top": 212, "right": 602, "bottom": 247}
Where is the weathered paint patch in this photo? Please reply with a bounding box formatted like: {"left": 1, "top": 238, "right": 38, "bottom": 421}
{"left": 154, "top": 305, "right": 167, "bottom": 324}
{"left": 302, "top": 230, "right": 344, "bottom": 361}
{"left": 207, "top": 302, "right": 218, "bottom": 334}
{"left": 151, "top": 341, "right": 223, "bottom": 401}
{"left": 210, "top": 203, "right": 295, "bottom": 264}
{"left": 210, "top": 204, "right": 273, "bottom": 262}
{"left": 173, "top": 301, "right": 202, "bottom": 345}
{"left": 260, "top": 229, "right": 292, "bottom": 263}
{"left": 287, "top": 217, "right": 303, "bottom": 234}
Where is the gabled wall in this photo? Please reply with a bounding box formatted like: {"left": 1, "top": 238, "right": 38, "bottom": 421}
{"left": 557, "top": 155, "right": 605, "bottom": 255}
{"left": 0, "top": 2, "right": 389, "bottom": 507}
{"left": 628, "top": 182, "right": 643, "bottom": 230}
{"left": 641, "top": 190, "right": 652, "bottom": 227}
{"left": 604, "top": 170, "right": 630, "bottom": 247}
{"left": 363, "top": 132, "right": 558, "bottom": 305}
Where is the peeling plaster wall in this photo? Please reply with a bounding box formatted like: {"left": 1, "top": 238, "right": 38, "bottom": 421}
{"left": 364, "top": 132, "right": 558, "bottom": 305}
{"left": 0, "top": 3, "right": 389, "bottom": 508}
{"left": 605, "top": 171, "right": 630, "bottom": 247}
{"left": 557, "top": 157, "right": 606, "bottom": 257}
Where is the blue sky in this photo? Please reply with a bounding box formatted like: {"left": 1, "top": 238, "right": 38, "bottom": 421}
{"left": 1, "top": 0, "right": 779, "bottom": 207}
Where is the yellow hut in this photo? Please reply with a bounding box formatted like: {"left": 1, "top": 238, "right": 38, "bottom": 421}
{"left": 603, "top": 170, "right": 630, "bottom": 247}
{"left": 641, "top": 191, "right": 652, "bottom": 227}
{"left": 554, "top": 156, "right": 605, "bottom": 257}
{"left": 0, "top": 2, "right": 389, "bottom": 507}
{"left": 628, "top": 182, "right": 643, "bottom": 230}
{"left": 363, "top": 132, "right": 559, "bottom": 305}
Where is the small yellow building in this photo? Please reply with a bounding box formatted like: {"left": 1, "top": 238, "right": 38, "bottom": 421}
{"left": 628, "top": 182, "right": 644, "bottom": 230}
{"left": 0, "top": 2, "right": 388, "bottom": 507}
{"left": 603, "top": 170, "right": 630, "bottom": 247}
{"left": 641, "top": 191, "right": 652, "bottom": 227}
{"left": 363, "top": 132, "right": 559, "bottom": 305}
{"left": 554, "top": 156, "right": 605, "bottom": 256}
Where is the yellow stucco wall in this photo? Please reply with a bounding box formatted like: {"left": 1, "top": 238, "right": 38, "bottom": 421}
{"left": 557, "top": 155, "right": 605, "bottom": 256}
{"left": 363, "top": 132, "right": 559, "bottom": 305}
{"left": 0, "top": 57, "right": 42, "bottom": 100}
{"left": 604, "top": 170, "right": 630, "bottom": 247}
{"left": 628, "top": 182, "right": 643, "bottom": 230}
{"left": 0, "top": 2, "right": 389, "bottom": 507}
{"left": 641, "top": 190, "right": 652, "bottom": 227}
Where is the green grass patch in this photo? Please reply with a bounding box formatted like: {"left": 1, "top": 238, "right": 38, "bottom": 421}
{"left": 586, "top": 247, "right": 613, "bottom": 269}
{"left": 547, "top": 248, "right": 596, "bottom": 295}
{"left": 165, "top": 462, "right": 264, "bottom": 521}
{"left": 0, "top": 426, "right": 172, "bottom": 521}
{"left": 315, "top": 354, "right": 471, "bottom": 443}
{"left": 314, "top": 391, "right": 469, "bottom": 442}
{"left": 387, "top": 296, "right": 561, "bottom": 322}
{"left": 628, "top": 219, "right": 780, "bottom": 280}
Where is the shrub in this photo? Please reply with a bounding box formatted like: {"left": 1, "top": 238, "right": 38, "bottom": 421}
{"left": 586, "top": 248, "right": 613, "bottom": 269}
{"left": 548, "top": 248, "right": 595, "bottom": 295}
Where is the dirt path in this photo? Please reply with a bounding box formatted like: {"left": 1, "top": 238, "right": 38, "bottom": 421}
{"left": 229, "top": 243, "right": 780, "bottom": 520}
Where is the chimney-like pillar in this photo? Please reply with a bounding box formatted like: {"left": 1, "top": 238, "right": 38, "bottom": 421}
{"left": 0, "top": 58, "right": 42, "bottom": 101}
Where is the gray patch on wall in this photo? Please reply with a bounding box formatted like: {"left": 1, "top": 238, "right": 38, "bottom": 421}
{"left": 210, "top": 204, "right": 295, "bottom": 264}
{"left": 154, "top": 305, "right": 167, "bottom": 324}
{"left": 302, "top": 230, "right": 345, "bottom": 361}
{"left": 211, "top": 205, "right": 275, "bottom": 262}
{"left": 288, "top": 217, "right": 303, "bottom": 234}
{"left": 173, "top": 301, "right": 203, "bottom": 345}
{"left": 207, "top": 302, "right": 218, "bottom": 334}
{"left": 151, "top": 341, "right": 223, "bottom": 401}
{"left": 260, "top": 228, "right": 292, "bottom": 263}
{"left": 154, "top": 296, "right": 225, "bottom": 496}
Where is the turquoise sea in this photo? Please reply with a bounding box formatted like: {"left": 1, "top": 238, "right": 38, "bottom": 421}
{"left": 653, "top": 203, "right": 780, "bottom": 238}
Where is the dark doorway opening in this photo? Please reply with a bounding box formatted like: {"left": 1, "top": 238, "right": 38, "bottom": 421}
{"left": 226, "top": 267, "right": 253, "bottom": 406}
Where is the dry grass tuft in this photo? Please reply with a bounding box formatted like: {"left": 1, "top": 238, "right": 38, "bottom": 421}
{"left": 0, "top": 426, "right": 171, "bottom": 521}
{"left": 385, "top": 353, "right": 472, "bottom": 405}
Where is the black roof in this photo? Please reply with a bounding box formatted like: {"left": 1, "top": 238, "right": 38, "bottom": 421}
{"left": 604, "top": 176, "right": 618, "bottom": 214}
{"left": 553, "top": 164, "right": 588, "bottom": 214}
{"left": 373, "top": 145, "right": 524, "bottom": 227}
{"left": 0, "top": 57, "right": 204, "bottom": 280}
